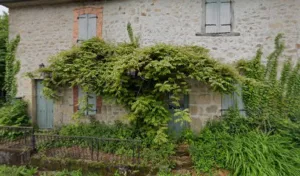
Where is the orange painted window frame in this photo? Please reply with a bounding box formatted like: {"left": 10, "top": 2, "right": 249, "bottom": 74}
{"left": 73, "top": 6, "right": 103, "bottom": 44}
{"left": 73, "top": 6, "right": 103, "bottom": 113}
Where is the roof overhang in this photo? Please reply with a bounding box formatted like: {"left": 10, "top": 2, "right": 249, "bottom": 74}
{"left": 0, "top": 0, "right": 96, "bottom": 8}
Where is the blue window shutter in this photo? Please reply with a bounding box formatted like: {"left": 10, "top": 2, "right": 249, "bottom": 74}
{"left": 221, "top": 93, "right": 234, "bottom": 114}
{"left": 221, "top": 84, "right": 246, "bottom": 115}
{"left": 78, "top": 87, "right": 86, "bottom": 115}
{"left": 78, "top": 14, "right": 88, "bottom": 42}
{"left": 87, "top": 14, "right": 97, "bottom": 39}
{"left": 220, "top": 1, "right": 231, "bottom": 32}
{"left": 88, "top": 93, "right": 97, "bottom": 115}
{"left": 205, "top": 0, "right": 232, "bottom": 33}
{"left": 78, "top": 87, "right": 97, "bottom": 115}
{"left": 234, "top": 85, "right": 246, "bottom": 115}
{"left": 205, "top": 0, "right": 218, "bottom": 33}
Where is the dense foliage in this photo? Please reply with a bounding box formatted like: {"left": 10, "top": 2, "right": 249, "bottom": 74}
{"left": 0, "top": 99, "right": 30, "bottom": 126}
{"left": 58, "top": 121, "right": 175, "bottom": 170}
{"left": 40, "top": 24, "right": 240, "bottom": 145}
{"left": 190, "top": 35, "right": 300, "bottom": 175}
{"left": 0, "top": 165, "right": 103, "bottom": 176}
{"left": 4, "top": 35, "right": 20, "bottom": 103}
{"left": 0, "top": 13, "right": 8, "bottom": 103}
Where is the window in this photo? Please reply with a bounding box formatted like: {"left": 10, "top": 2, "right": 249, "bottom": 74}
{"left": 78, "top": 87, "right": 97, "bottom": 115}
{"left": 77, "top": 14, "right": 98, "bottom": 43}
{"left": 205, "top": 0, "right": 232, "bottom": 33}
{"left": 221, "top": 85, "right": 246, "bottom": 115}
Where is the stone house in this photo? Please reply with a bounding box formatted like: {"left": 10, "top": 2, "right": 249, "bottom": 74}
{"left": 1, "top": 0, "right": 300, "bottom": 132}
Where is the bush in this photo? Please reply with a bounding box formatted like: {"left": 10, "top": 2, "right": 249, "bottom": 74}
{"left": 58, "top": 121, "right": 176, "bottom": 170}
{"left": 189, "top": 111, "right": 300, "bottom": 175}
{"left": 0, "top": 100, "right": 30, "bottom": 126}
{"left": 0, "top": 165, "right": 37, "bottom": 176}
{"left": 226, "top": 132, "right": 300, "bottom": 176}
{"left": 59, "top": 120, "right": 134, "bottom": 139}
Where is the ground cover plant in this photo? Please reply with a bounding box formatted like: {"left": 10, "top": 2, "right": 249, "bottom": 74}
{"left": 0, "top": 165, "right": 104, "bottom": 176}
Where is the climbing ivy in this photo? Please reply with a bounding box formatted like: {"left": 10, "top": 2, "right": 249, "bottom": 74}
{"left": 4, "top": 35, "right": 20, "bottom": 103}
{"left": 237, "top": 34, "right": 300, "bottom": 131}
{"left": 39, "top": 26, "right": 241, "bottom": 144}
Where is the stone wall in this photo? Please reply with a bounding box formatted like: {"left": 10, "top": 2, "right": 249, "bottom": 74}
{"left": 8, "top": 0, "right": 300, "bottom": 130}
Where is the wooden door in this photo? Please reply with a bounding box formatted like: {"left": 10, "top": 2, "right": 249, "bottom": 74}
{"left": 36, "top": 80, "right": 53, "bottom": 129}
{"left": 168, "top": 95, "right": 189, "bottom": 137}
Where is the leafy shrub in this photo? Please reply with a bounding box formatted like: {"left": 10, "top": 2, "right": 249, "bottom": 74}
{"left": 0, "top": 165, "right": 37, "bottom": 176}
{"left": 0, "top": 99, "right": 30, "bottom": 126}
{"left": 140, "top": 143, "right": 176, "bottom": 170}
{"left": 59, "top": 120, "right": 134, "bottom": 139}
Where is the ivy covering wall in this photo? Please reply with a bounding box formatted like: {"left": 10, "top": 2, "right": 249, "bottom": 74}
{"left": 4, "top": 35, "right": 20, "bottom": 103}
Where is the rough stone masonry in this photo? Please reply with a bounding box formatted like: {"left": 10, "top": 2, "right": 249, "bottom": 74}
{"left": 7, "top": 0, "right": 300, "bottom": 132}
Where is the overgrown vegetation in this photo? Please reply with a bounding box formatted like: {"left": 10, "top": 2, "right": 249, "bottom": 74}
{"left": 58, "top": 121, "right": 175, "bottom": 171}
{"left": 39, "top": 23, "right": 240, "bottom": 146}
{"left": 4, "top": 35, "right": 20, "bottom": 103}
{"left": 190, "top": 34, "right": 300, "bottom": 175}
{"left": 0, "top": 165, "right": 103, "bottom": 176}
{"left": 0, "top": 99, "right": 30, "bottom": 126}
{"left": 0, "top": 13, "right": 8, "bottom": 105}
{"left": 33, "top": 22, "right": 300, "bottom": 175}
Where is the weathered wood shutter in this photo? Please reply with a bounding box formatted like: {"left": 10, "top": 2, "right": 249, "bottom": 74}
{"left": 221, "top": 93, "right": 234, "bottom": 114}
{"left": 88, "top": 14, "right": 97, "bottom": 39}
{"left": 78, "top": 14, "right": 88, "bottom": 42}
{"left": 78, "top": 87, "right": 97, "bottom": 115}
{"left": 220, "top": 0, "right": 231, "bottom": 32}
{"left": 205, "top": 0, "right": 231, "bottom": 33}
{"left": 221, "top": 85, "right": 245, "bottom": 115}
{"left": 88, "top": 93, "right": 97, "bottom": 115}
{"left": 205, "top": 0, "right": 218, "bottom": 33}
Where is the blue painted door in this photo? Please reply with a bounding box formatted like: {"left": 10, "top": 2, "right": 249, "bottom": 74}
{"left": 168, "top": 95, "right": 189, "bottom": 137}
{"left": 36, "top": 80, "right": 53, "bottom": 129}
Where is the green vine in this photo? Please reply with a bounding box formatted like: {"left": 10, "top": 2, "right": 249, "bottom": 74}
{"left": 237, "top": 34, "right": 300, "bottom": 131}
{"left": 39, "top": 26, "right": 241, "bottom": 144}
{"left": 4, "top": 35, "right": 20, "bottom": 103}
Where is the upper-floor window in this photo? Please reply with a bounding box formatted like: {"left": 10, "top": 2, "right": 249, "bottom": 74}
{"left": 205, "top": 0, "right": 232, "bottom": 33}
{"left": 77, "top": 14, "right": 97, "bottom": 43}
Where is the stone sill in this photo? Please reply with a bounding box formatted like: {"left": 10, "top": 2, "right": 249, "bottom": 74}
{"left": 195, "top": 32, "right": 241, "bottom": 37}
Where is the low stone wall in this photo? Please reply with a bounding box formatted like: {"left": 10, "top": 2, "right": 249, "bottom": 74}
{"left": 30, "top": 156, "right": 153, "bottom": 176}
{"left": 0, "top": 148, "right": 32, "bottom": 165}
